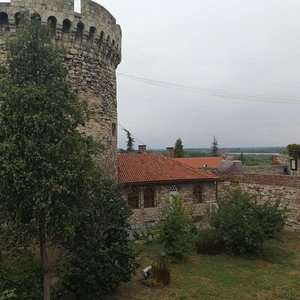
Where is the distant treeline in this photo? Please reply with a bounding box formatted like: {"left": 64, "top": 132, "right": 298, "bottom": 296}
{"left": 150, "top": 147, "right": 285, "bottom": 166}
{"left": 184, "top": 147, "right": 285, "bottom": 155}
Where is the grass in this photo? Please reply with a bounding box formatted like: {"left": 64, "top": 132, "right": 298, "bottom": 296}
{"left": 107, "top": 232, "right": 300, "bottom": 300}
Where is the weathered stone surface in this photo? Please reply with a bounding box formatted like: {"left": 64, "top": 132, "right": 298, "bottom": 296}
{"left": 216, "top": 172, "right": 300, "bottom": 232}
{"left": 126, "top": 182, "right": 217, "bottom": 233}
{"left": 0, "top": 0, "right": 121, "bottom": 174}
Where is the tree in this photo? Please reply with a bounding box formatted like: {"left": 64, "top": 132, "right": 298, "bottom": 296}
{"left": 174, "top": 138, "right": 185, "bottom": 158}
{"left": 0, "top": 15, "right": 97, "bottom": 299}
{"left": 55, "top": 172, "right": 137, "bottom": 299}
{"left": 210, "top": 188, "right": 286, "bottom": 254}
{"left": 211, "top": 136, "right": 219, "bottom": 157}
{"left": 287, "top": 144, "right": 300, "bottom": 158}
{"left": 238, "top": 152, "right": 246, "bottom": 164}
{"left": 123, "top": 129, "right": 135, "bottom": 152}
{"left": 158, "top": 195, "right": 194, "bottom": 262}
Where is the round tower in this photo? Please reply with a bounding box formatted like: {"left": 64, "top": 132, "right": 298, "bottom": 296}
{"left": 0, "top": 0, "right": 121, "bottom": 171}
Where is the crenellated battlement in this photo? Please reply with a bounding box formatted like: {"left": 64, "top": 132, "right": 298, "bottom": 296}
{"left": 0, "top": 0, "right": 122, "bottom": 173}
{"left": 0, "top": 0, "right": 122, "bottom": 67}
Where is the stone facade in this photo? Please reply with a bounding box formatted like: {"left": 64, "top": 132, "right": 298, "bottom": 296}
{"left": 125, "top": 182, "right": 217, "bottom": 235}
{"left": 242, "top": 165, "right": 288, "bottom": 175}
{"left": 0, "top": 0, "right": 121, "bottom": 170}
{"left": 217, "top": 172, "right": 300, "bottom": 231}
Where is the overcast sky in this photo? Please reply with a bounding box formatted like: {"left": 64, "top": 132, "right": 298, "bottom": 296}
{"left": 2, "top": 0, "right": 300, "bottom": 149}
{"left": 91, "top": 0, "right": 300, "bottom": 150}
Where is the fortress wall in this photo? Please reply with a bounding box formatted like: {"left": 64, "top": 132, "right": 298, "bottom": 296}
{"left": 217, "top": 172, "right": 300, "bottom": 231}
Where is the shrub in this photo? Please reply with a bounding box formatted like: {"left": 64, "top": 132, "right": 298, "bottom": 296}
{"left": 157, "top": 195, "right": 194, "bottom": 263}
{"left": 210, "top": 188, "right": 286, "bottom": 254}
{"left": 195, "top": 228, "right": 224, "bottom": 254}
{"left": 0, "top": 259, "right": 42, "bottom": 300}
{"left": 146, "top": 225, "right": 160, "bottom": 241}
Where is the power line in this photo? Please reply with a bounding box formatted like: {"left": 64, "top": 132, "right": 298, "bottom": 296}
{"left": 117, "top": 73, "right": 300, "bottom": 105}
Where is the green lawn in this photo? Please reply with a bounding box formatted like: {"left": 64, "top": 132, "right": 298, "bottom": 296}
{"left": 107, "top": 232, "right": 300, "bottom": 300}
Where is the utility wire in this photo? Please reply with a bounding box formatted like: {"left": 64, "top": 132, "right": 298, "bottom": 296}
{"left": 117, "top": 73, "right": 300, "bottom": 105}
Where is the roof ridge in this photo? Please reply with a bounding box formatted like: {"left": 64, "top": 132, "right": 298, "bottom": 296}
{"left": 169, "top": 156, "right": 218, "bottom": 178}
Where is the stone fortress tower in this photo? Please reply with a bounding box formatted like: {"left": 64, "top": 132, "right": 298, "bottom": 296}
{"left": 0, "top": 0, "right": 121, "bottom": 170}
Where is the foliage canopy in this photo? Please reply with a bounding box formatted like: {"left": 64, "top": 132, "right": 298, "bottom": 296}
{"left": 0, "top": 15, "right": 96, "bottom": 299}
{"left": 123, "top": 129, "right": 135, "bottom": 152}
{"left": 210, "top": 188, "right": 286, "bottom": 253}
{"left": 287, "top": 144, "right": 300, "bottom": 158}
{"left": 210, "top": 136, "right": 219, "bottom": 157}
{"left": 55, "top": 174, "right": 137, "bottom": 299}
{"left": 0, "top": 15, "right": 136, "bottom": 299}
{"left": 158, "top": 195, "right": 194, "bottom": 262}
{"left": 174, "top": 138, "right": 185, "bottom": 158}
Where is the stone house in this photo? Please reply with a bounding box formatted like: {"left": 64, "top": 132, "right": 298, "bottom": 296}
{"left": 117, "top": 147, "right": 219, "bottom": 234}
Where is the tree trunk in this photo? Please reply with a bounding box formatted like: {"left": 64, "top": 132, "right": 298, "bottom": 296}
{"left": 40, "top": 223, "right": 51, "bottom": 300}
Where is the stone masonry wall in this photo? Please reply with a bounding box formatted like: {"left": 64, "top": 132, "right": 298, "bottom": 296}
{"left": 126, "top": 182, "right": 217, "bottom": 234}
{"left": 242, "top": 165, "right": 288, "bottom": 175}
{"left": 273, "top": 155, "right": 300, "bottom": 176}
{"left": 0, "top": 0, "right": 121, "bottom": 172}
{"left": 217, "top": 172, "right": 300, "bottom": 231}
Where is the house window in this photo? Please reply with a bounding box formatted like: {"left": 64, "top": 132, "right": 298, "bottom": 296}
{"left": 290, "top": 159, "right": 297, "bottom": 171}
{"left": 130, "top": 223, "right": 140, "bottom": 230}
{"left": 169, "top": 185, "right": 179, "bottom": 196}
{"left": 193, "top": 185, "right": 203, "bottom": 203}
{"left": 127, "top": 189, "right": 139, "bottom": 209}
{"left": 144, "top": 188, "right": 155, "bottom": 208}
{"left": 146, "top": 220, "right": 156, "bottom": 228}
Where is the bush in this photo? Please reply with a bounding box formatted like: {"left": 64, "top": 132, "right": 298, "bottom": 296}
{"left": 210, "top": 188, "right": 286, "bottom": 254}
{"left": 195, "top": 228, "right": 224, "bottom": 254}
{"left": 158, "top": 195, "right": 194, "bottom": 263}
{"left": 0, "top": 259, "right": 42, "bottom": 300}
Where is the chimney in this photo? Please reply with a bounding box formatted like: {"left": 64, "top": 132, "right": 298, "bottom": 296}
{"left": 138, "top": 145, "right": 147, "bottom": 154}
{"left": 166, "top": 147, "right": 174, "bottom": 158}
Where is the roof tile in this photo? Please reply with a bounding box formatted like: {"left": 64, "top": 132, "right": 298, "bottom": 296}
{"left": 175, "top": 157, "right": 223, "bottom": 169}
{"left": 118, "top": 153, "right": 218, "bottom": 185}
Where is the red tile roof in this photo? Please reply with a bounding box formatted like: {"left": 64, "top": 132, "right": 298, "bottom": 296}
{"left": 118, "top": 153, "right": 218, "bottom": 185}
{"left": 175, "top": 157, "right": 223, "bottom": 169}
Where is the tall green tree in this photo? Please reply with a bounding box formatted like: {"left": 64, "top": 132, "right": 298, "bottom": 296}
{"left": 0, "top": 16, "right": 96, "bottom": 300}
{"left": 158, "top": 195, "right": 193, "bottom": 262}
{"left": 56, "top": 172, "right": 137, "bottom": 299}
{"left": 211, "top": 136, "right": 219, "bottom": 157}
{"left": 174, "top": 138, "right": 185, "bottom": 158}
{"left": 123, "top": 129, "right": 135, "bottom": 152}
